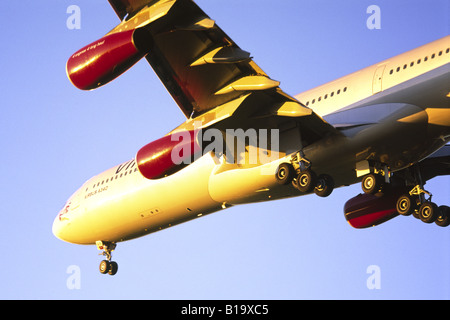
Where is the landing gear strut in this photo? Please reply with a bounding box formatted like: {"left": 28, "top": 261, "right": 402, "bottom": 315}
{"left": 96, "top": 241, "right": 118, "bottom": 275}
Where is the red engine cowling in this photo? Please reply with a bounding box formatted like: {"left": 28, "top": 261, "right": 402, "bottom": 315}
{"left": 66, "top": 29, "right": 149, "bottom": 90}
{"left": 344, "top": 188, "right": 406, "bottom": 228}
{"left": 136, "top": 130, "right": 202, "bottom": 180}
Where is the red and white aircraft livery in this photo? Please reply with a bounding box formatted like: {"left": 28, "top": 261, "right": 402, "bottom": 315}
{"left": 53, "top": 0, "right": 450, "bottom": 275}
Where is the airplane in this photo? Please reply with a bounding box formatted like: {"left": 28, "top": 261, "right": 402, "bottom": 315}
{"left": 53, "top": 0, "right": 450, "bottom": 276}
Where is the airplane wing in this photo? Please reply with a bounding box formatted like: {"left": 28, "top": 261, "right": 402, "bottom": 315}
{"left": 105, "top": 0, "right": 339, "bottom": 142}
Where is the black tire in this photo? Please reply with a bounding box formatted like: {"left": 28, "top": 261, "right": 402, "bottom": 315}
{"left": 297, "top": 170, "right": 317, "bottom": 193}
{"left": 396, "top": 195, "right": 414, "bottom": 216}
{"left": 412, "top": 208, "right": 420, "bottom": 219}
{"left": 275, "top": 163, "right": 294, "bottom": 185}
{"left": 108, "top": 261, "right": 118, "bottom": 275}
{"left": 435, "top": 206, "right": 450, "bottom": 227}
{"left": 362, "top": 174, "right": 384, "bottom": 195}
{"left": 99, "top": 260, "right": 110, "bottom": 274}
{"left": 419, "top": 202, "right": 438, "bottom": 224}
{"left": 314, "top": 174, "right": 334, "bottom": 198}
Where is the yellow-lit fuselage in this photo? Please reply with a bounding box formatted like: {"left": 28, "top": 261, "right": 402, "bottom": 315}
{"left": 53, "top": 36, "right": 450, "bottom": 245}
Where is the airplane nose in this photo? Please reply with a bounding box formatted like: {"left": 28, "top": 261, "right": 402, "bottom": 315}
{"left": 52, "top": 215, "right": 63, "bottom": 240}
{"left": 52, "top": 212, "right": 69, "bottom": 241}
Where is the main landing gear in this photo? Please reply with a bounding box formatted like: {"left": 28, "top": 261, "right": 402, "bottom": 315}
{"left": 360, "top": 165, "right": 449, "bottom": 228}
{"left": 96, "top": 240, "right": 118, "bottom": 275}
{"left": 395, "top": 186, "right": 450, "bottom": 227}
{"left": 276, "top": 151, "right": 335, "bottom": 198}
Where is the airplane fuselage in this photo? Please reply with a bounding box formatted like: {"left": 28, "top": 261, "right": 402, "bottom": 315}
{"left": 53, "top": 35, "right": 450, "bottom": 246}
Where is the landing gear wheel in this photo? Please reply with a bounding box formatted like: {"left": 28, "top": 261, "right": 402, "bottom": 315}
{"left": 108, "top": 261, "right": 118, "bottom": 275}
{"left": 396, "top": 195, "right": 415, "bottom": 216}
{"left": 297, "top": 170, "right": 317, "bottom": 193}
{"left": 314, "top": 174, "right": 334, "bottom": 197}
{"left": 99, "top": 260, "right": 118, "bottom": 275}
{"left": 418, "top": 202, "right": 438, "bottom": 224}
{"left": 412, "top": 208, "right": 420, "bottom": 219}
{"left": 99, "top": 260, "right": 110, "bottom": 274}
{"left": 276, "top": 163, "right": 294, "bottom": 185}
{"left": 435, "top": 206, "right": 450, "bottom": 227}
{"left": 362, "top": 174, "right": 384, "bottom": 195}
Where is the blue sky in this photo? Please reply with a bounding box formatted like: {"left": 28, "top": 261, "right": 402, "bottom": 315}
{"left": 0, "top": 0, "right": 448, "bottom": 299}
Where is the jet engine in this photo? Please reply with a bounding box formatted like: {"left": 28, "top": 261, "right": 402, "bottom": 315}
{"left": 136, "top": 130, "right": 202, "bottom": 179}
{"left": 344, "top": 188, "right": 406, "bottom": 228}
{"left": 66, "top": 29, "right": 150, "bottom": 90}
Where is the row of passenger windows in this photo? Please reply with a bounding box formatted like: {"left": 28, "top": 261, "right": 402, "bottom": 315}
{"left": 303, "top": 46, "right": 449, "bottom": 106}
{"left": 86, "top": 168, "right": 139, "bottom": 191}
{"left": 304, "top": 86, "right": 348, "bottom": 107}
{"left": 389, "top": 47, "right": 449, "bottom": 75}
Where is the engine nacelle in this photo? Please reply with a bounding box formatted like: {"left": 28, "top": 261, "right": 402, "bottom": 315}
{"left": 66, "top": 29, "right": 149, "bottom": 90}
{"left": 344, "top": 188, "right": 406, "bottom": 228}
{"left": 136, "top": 131, "right": 202, "bottom": 180}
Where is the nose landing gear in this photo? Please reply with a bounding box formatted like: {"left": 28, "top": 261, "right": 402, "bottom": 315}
{"left": 96, "top": 240, "right": 118, "bottom": 275}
